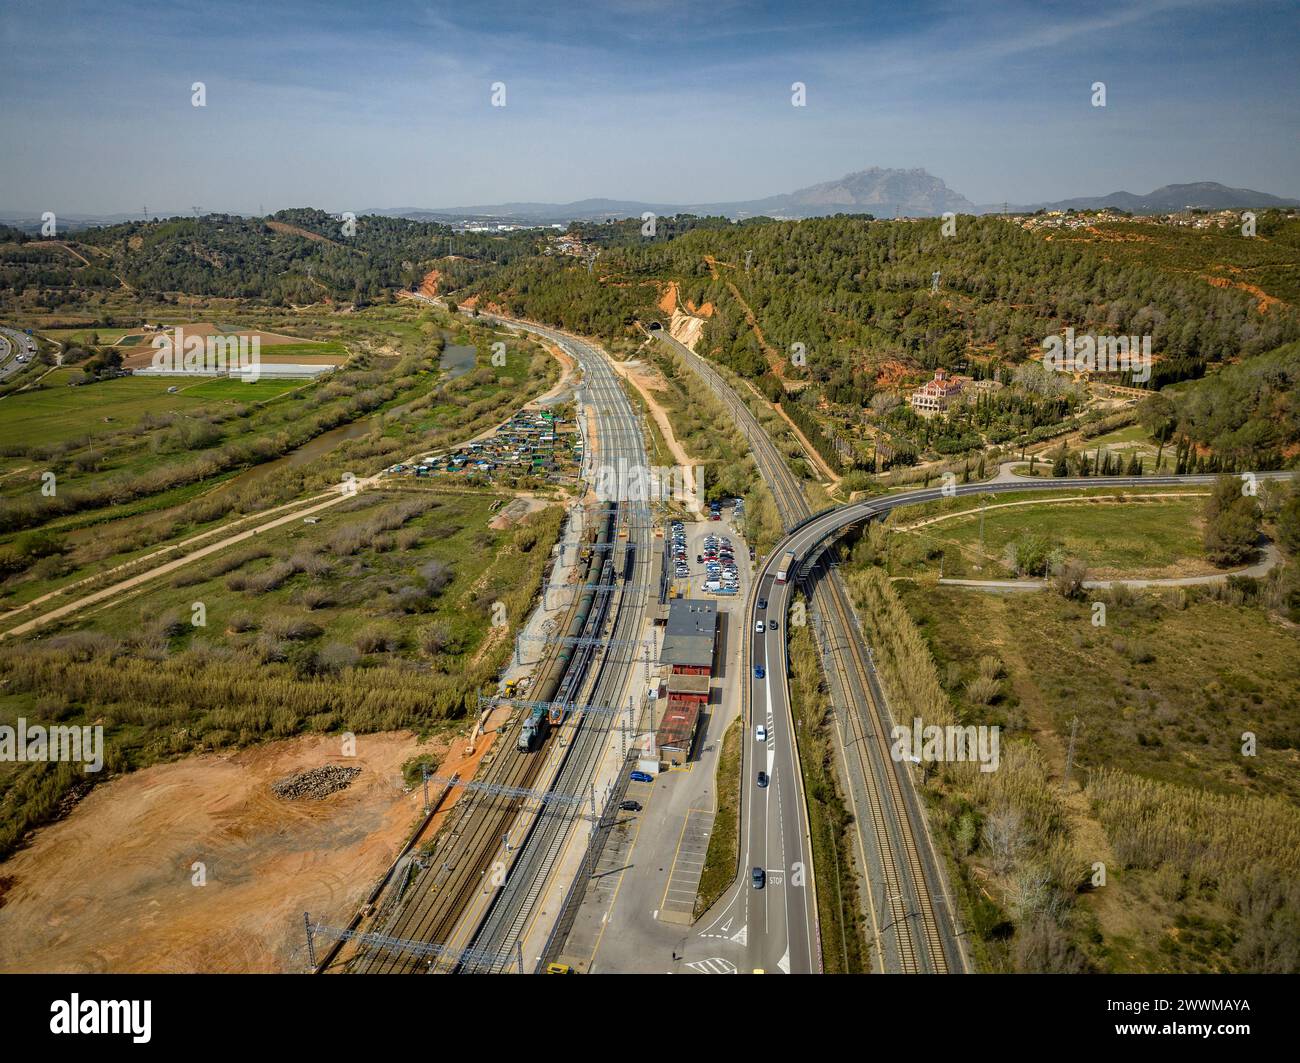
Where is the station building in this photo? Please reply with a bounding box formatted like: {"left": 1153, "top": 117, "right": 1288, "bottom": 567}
{"left": 654, "top": 599, "right": 718, "bottom": 766}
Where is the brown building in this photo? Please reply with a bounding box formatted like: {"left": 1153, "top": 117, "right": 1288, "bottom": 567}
{"left": 908, "top": 368, "right": 966, "bottom": 418}
{"left": 656, "top": 600, "right": 718, "bottom": 764}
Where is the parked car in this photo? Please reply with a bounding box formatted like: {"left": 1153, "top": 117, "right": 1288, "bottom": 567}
{"left": 620, "top": 800, "right": 642, "bottom": 812}
{"left": 630, "top": 770, "right": 654, "bottom": 783}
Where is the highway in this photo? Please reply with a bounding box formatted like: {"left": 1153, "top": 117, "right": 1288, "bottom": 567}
{"left": 661, "top": 325, "right": 1298, "bottom": 975}
{"left": 656, "top": 330, "right": 1293, "bottom": 975}
{"left": 0, "top": 325, "right": 38, "bottom": 381}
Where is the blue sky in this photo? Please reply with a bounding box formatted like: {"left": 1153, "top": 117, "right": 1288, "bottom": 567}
{"left": 1, "top": 0, "right": 1297, "bottom": 214}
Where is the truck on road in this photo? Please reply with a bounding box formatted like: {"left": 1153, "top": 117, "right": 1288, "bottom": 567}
{"left": 775, "top": 549, "right": 797, "bottom": 584}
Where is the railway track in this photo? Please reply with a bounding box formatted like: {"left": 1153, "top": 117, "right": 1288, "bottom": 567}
{"left": 349, "top": 314, "right": 646, "bottom": 975}
{"left": 655, "top": 329, "right": 963, "bottom": 974}
{"left": 350, "top": 578, "right": 594, "bottom": 973}
{"left": 811, "top": 555, "right": 947, "bottom": 971}
{"left": 449, "top": 319, "right": 655, "bottom": 973}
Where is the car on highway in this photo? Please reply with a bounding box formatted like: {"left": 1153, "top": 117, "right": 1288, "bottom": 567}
{"left": 755, "top": 619, "right": 765, "bottom": 633}
{"left": 629, "top": 770, "right": 654, "bottom": 783}
{"left": 620, "top": 800, "right": 642, "bottom": 812}
{"left": 752, "top": 867, "right": 765, "bottom": 889}
{"left": 768, "top": 618, "right": 777, "bottom": 631}
{"left": 757, "top": 770, "right": 768, "bottom": 788}
{"left": 755, "top": 725, "right": 767, "bottom": 742}
{"left": 757, "top": 597, "right": 767, "bottom": 610}
{"left": 753, "top": 664, "right": 765, "bottom": 679}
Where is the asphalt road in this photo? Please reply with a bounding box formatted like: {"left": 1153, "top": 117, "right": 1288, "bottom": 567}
{"left": 0, "top": 325, "right": 38, "bottom": 380}
{"left": 740, "top": 471, "right": 1291, "bottom": 963}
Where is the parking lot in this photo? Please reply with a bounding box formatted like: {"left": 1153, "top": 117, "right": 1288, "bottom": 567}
{"left": 667, "top": 498, "right": 747, "bottom": 599}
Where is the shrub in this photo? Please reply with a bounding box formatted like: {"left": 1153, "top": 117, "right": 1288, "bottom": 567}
{"left": 264, "top": 614, "right": 323, "bottom": 641}
{"left": 299, "top": 588, "right": 335, "bottom": 610}
{"left": 966, "top": 674, "right": 1002, "bottom": 705}
{"left": 317, "top": 641, "right": 360, "bottom": 673}
{"left": 418, "top": 622, "right": 453, "bottom": 656}
{"left": 355, "top": 624, "right": 398, "bottom": 653}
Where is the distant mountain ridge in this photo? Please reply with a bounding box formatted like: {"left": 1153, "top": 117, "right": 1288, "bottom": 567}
{"left": 4, "top": 175, "right": 1296, "bottom": 233}
{"left": 732, "top": 167, "right": 976, "bottom": 218}
{"left": 377, "top": 174, "right": 1298, "bottom": 224}
{"left": 1000, "top": 181, "right": 1300, "bottom": 215}
{"left": 385, "top": 168, "right": 977, "bottom": 223}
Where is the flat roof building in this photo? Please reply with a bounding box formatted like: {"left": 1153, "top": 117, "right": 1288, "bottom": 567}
{"left": 660, "top": 599, "right": 718, "bottom": 675}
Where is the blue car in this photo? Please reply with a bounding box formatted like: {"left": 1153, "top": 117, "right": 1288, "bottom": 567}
{"left": 753, "top": 664, "right": 766, "bottom": 680}
{"left": 629, "top": 770, "right": 654, "bottom": 783}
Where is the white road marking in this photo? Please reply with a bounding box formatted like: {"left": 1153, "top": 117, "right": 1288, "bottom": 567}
{"left": 686, "top": 957, "right": 738, "bottom": 974}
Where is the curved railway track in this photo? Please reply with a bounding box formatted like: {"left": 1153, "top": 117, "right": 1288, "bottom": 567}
{"left": 351, "top": 313, "right": 648, "bottom": 975}
{"left": 455, "top": 325, "right": 654, "bottom": 972}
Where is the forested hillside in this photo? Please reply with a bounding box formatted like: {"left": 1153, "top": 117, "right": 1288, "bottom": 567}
{"left": 0, "top": 210, "right": 538, "bottom": 310}
{"left": 1142, "top": 340, "right": 1300, "bottom": 469}
{"left": 1054, "top": 211, "right": 1300, "bottom": 308}
{"left": 466, "top": 214, "right": 1300, "bottom": 393}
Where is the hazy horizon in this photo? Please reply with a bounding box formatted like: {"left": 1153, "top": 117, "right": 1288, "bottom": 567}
{"left": 2, "top": 0, "right": 1297, "bottom": 216}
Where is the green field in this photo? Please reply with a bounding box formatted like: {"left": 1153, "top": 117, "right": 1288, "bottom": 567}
{"left": 43, "top": 327, "right": 136, "bottom": 345}
{"left": 254, "top": 341, "right": 348, "bottom": 360}
{"left": 0, "top": 488, "right": 566, "bottom": 858}
{"left": 1081, "top": 422, "right": 1163, "bottom": 462}
{"left": 894, "top": 577, "right": 1300, "bottom": 972}
{"left": 887, "top": 491, "right": 1209, "bottom": 578}
{"left": 1085, "top": 423, "right": 1154, "bottom": 448}
{"left": 73, "top": 489, "right": 535, "bottom": 658}
{"left": 0, "top": 374, "right": 300, "bottom": 448}
{"left": 0, "top": 305, "right": 560, "bottom": 640}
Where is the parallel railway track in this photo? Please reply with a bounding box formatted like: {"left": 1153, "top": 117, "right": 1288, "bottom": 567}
{"left": 351, "top": 309, "right": 650, "bottom": 975}
{"left": 351, "top": 578, "right": 597, "bottom": 974}
{"left": 452, "top": 319, "right": 654, "bottom": 973}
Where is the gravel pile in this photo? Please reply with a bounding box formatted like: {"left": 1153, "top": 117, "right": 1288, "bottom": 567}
{"left": 272, "top": 765, "right": 361, "bottom": 800}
